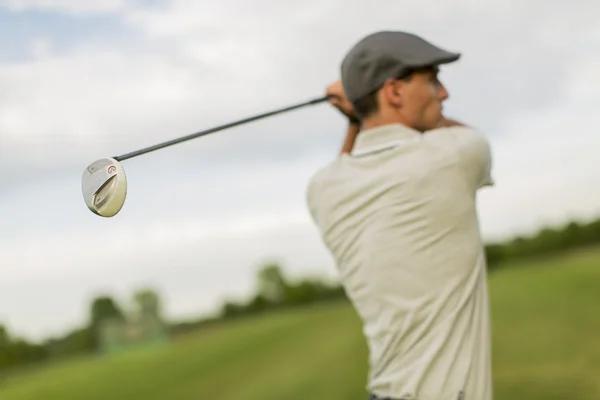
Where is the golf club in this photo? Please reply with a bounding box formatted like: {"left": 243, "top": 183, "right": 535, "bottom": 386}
{"left": 82, "top": 95, "right": 331, "bottom": 218}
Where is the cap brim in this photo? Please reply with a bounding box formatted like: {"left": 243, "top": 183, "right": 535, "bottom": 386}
{"left": 433, "top": 51, "right": 461, "bottom": 64}
{"left": 413, "top": 50, "right": 461, "bottom": 69}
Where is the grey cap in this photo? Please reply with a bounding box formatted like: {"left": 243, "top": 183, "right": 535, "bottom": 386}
{"left": 341, "top": 31, "right": 461, "bottom": 103}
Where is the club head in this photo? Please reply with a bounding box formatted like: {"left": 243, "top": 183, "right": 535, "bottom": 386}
{"left": 81, "top": 157, "right": 127, "bottom": 217}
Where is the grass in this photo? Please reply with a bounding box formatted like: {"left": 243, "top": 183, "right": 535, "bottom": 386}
{"left": 489, "top": 247, "right": 600, "bottom": 399}
{"left": 1, "top": 247, "right": 599, "bottom": 399}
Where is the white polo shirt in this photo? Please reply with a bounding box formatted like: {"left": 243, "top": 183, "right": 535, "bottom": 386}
{"left": 306, "top": 123, "right": 494, "bottom": 400}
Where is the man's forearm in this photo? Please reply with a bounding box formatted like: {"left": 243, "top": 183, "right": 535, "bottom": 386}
{"left": 340, "top": 122, "right": 361, "bottom": 154}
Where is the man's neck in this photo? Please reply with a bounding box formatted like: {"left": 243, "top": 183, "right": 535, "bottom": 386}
{"left": 360, "top": 112, "right": 415, "bottom": 132}
{"left": 362, "top": 115, "right": 466, "bottom": 132}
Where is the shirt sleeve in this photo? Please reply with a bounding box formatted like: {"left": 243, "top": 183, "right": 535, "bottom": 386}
{"left": 306, "top": 169, "right": 325, "bottom": 226}
{"left": 446, "top": 126, "right": 495, "bottom": 191}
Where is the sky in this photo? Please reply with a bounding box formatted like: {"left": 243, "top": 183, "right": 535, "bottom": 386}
{"left": 1, "top": 0, "right": 599, "bottom": 341}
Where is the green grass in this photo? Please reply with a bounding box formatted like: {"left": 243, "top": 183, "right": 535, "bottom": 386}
{"left": 1, "top": 247, "right": 599, "bottom": 399}
{"left": 489, "top": 248, "right": 600, "bottom": 399}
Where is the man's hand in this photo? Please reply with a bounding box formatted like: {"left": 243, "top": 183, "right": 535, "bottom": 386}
{"left": 326, "top": 80, "right": 360, "bottom": 123}
{"left": 325, "top": 80, "right": 361, "bottom": 155}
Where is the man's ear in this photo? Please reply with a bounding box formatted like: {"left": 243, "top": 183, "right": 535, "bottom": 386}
{"left": 381, "top": 79, "right": 403, "bottom": 107}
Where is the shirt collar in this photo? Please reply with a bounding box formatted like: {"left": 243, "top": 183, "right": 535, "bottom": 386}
{"left": 351, "top": 123, "right": 422, "bottom": 156}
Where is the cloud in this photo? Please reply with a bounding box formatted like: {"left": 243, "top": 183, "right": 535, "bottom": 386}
{"left": 477, "top": 106, "right": 600, "bottom": 240}
{"left": 563, "top": 54, "right": 600, "bottom": 103}
{"left": 0, "top": 0, "right": 131, "bottom": 14}
{"left": 2, "top": 0, "right": 598, "bottom": 174}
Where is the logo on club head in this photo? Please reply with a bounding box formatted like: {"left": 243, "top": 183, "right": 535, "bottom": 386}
{"left": 107, "top": 165, "right": 117, "bottom": 175}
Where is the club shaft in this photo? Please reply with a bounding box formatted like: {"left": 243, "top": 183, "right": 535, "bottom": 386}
{"left": 114, "top": 95, "right": 330, "bottom": 162}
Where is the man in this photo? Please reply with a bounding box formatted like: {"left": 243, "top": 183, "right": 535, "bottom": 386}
{"left": 306, "top": 31, "right": 495, "bottom": 400}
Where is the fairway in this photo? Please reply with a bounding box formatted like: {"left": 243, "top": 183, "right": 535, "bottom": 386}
{"left": 1, "top": 248, "right": 599, "bottom": 399}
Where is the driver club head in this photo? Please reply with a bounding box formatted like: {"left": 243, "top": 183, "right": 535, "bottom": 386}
{"left": 81, "top": 157, "right": 127, "bottom": 217}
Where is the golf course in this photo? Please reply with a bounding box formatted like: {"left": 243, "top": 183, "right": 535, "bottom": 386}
{"left": 1, "top": 246, "right": 599, "bottom": 399}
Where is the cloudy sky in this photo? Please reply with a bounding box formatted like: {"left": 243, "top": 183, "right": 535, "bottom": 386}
{"left": 1, "top": 0, "right": 599, "bottom": 341}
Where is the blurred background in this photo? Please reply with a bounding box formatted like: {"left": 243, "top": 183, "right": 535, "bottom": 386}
{"left": 1, "top": 0, "right": 599, "bottom": 398}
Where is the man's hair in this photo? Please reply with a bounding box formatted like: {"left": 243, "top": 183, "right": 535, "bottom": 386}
{"left": 352, "top": 90, "right": 379, "bottom": 120}
{"left": 351, "top": 72, "right": 415, "bottom": 120}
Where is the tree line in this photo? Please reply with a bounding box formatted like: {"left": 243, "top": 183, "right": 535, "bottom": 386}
{"left": 0, "top": 289, "right": 163, "bottom": 376}
{"left": 484, "top": 218, "right": 600, "bottom": 268}
{"left": 170, "top": 263, "right": 347, "bottom": 337}
{"left": 2, "top": 215, "right": 599, "bottom": 374}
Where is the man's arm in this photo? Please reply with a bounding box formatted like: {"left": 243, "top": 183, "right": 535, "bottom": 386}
{"left": 443, "top": 122, "right": 494, "bottom": 190}
{"left": 340, "top": 121, "right": 361, "bottom": 154}
{"left": 324, "top": 80, "right": 361, "bottom": 155}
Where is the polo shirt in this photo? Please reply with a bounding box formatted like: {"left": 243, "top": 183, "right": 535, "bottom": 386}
{"left": 306, "top": 123, "right": 494, "bottom": 400}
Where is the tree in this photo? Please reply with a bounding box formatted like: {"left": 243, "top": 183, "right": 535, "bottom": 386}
{"left": 88, "top": 295, "right": 126, "bottom": 349}
{"left": 0, "top": 324, "right": 9, "bottom": 345}
{"left": 133, "top": 289, "right": 162, "bottom": 321}
{"left": 256, "top": 262, "right": 288, "bottom": 303}
{"left": 89, "top": 296, "right": 125, "bottom": 327}
{"left": 285, "top": 280, "right": 321, "bottom": 305}
{"left": 246, "top": 294, "right": 270, "bottom": 314}
{"left": 0, "top": 324, "right": 10, "bottom": 370}
{"left": 221, "top": 300, "right": 245, "bottom": 319}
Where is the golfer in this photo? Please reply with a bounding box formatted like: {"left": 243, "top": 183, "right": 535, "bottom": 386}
{"left": 307, "top": 31, "right": 494, "bottom": 400}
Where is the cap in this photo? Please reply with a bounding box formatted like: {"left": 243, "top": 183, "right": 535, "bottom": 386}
{"left": 341, "top": 31, "right": 461, "bottom": 103}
